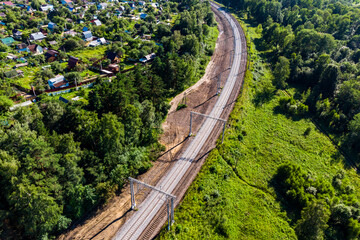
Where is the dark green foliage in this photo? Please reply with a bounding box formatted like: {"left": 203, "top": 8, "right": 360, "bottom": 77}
{"left": 278, "top": 96, "right": 309, "bottom": 117}
{"left": 65, "top": 72, "right": 82, "bottom": 85}
{"left": 0, "top": 96, "right": 13, "bottom": 113}
{"left": 295, "top": 200, "right": 330, "bottom": 240}
{"left": 304, "top": 127, "right": 312, "bottom": 136}
{"left": 63, "top": 38, "right": 82, "bottom": 51}
{"left": 273, "top": 56, "right": 290, "bottom": 89}
{"left": 273, "top": 163, "right": 360, "bottom": 239}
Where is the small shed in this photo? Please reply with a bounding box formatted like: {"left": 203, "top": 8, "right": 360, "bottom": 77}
{"left": 48, "top": 22, "right": 56, "bottom": 29}
{"left": 45, "top": 50, "right": 59, "bottom": 62}
{"left": 28, "top": 44, "right": 44, "bottom": 54}
{"left": 108, "top": 64, "right": 120, "bottom": 72}
{"left": 40, "top": 4, "right": 54, "bottom": 11}
{"left": 139, "top": 53, "right": 156, "bottom": 63}
{"left": 107, "top": 52, "right": 120, "bottom": 63}
{"left": 48, "top": 40, "right": 58, "bottom": 45}
{"left": 63, "top": 29, "right": 78, "bottom": 37}
{"left": 12, "top": 29, "right": 22, "bottom": 40}
{"left": 68, "top": 56, "right": 79, "bottom": 68}
{"left": 48, "top": 75, "right": 68, "bottom": 89}
{"left": 82, "top": 30, "right": 93, "bottom": 41}
{"left": 30, "top": 32, "right": 46, "bottom": 41}
{"left": 93, "top": 19, "right": 102, "bottom": 26}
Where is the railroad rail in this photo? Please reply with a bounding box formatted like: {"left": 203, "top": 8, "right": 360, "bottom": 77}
{"left": 113, "top": 2, "right": 247, "bottom": 239}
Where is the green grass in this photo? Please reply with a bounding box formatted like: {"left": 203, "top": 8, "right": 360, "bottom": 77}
{"left": 157, "top": 14, "right": 360, "bottom": 240}
{"left": 12, "top": 66, "right": 40, "bottom": 89}
{"left": 45, "top": 86, "right": 91, "bottom": 104}
{"left": 68, "top": 45, "right": 108, "bottom": 64}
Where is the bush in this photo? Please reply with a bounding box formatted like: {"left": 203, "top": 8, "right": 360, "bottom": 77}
{"left": 278, "top": 96, "right": 309, "bottom": 117}
{"left": 176, "top": 103, "right": 187, "bottom": 111}
{"left": 304, "top": 127, "right": 312, "bottom": 136}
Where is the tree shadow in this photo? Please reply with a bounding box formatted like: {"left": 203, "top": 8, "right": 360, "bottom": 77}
{"left": 157, "top": 136, "right": 189, "bottom": 161}
{"left": 272, "top": 105, "right": 308, "bottom": 122}
{"left": 89, "top": 208, "right": 132, "bottom": 240}
{"left": 268, "top": 173, "right": 302, "bottom": 225}
{"left": 253, "top": 38, "right": 267, "bottom": 52}
{"left": 194, "top": 94, "right": 218, "bottom": 109}
{"left": 252, "top": 88, "right": 276, "bottom": 107}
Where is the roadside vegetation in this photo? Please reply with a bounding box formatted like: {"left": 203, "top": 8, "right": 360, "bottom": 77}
{"left": 158, "top": 1, "right": 360, "bottom": 239}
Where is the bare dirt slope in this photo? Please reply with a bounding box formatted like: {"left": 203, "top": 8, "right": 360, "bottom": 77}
{"left": 138, "top": 4, "right": 248, "bottom": 239}
{"left": 58, "top": 6, "right": 236, "bottom": 240}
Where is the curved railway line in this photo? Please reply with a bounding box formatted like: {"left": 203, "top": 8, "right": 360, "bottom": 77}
{"left": 114, "top": 3, "right": 248, "bottom": 239}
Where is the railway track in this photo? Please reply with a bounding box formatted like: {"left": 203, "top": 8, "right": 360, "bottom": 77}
{"left": 113, "top": 3, "right": 247, "bottom": 239}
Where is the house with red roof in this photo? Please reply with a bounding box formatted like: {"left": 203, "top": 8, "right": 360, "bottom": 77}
{"left": 61, "top": 0, "right": 72, "bottom": 5}
{"left": 1, "top": 1, "right": 15, "bottom": 7}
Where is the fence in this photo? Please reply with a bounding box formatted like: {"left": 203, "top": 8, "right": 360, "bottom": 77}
{"left": 47, "top": 82, "right": 95, "bottom": 96}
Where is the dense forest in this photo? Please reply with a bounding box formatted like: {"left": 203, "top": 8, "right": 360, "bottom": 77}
{"left": 0, "top": 0, "right": 216, "bottom": 238}
{"left": 215, "top": 0, "right": 360, "bottom": 239}
{"left": 218, "top": 0, "right": 360, "bottom": 158}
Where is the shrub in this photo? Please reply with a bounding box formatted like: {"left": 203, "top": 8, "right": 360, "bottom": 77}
{"left": 176, "top": 103, "right": 187, "bottom": 111}
{"left": 304, "top": 127, "right": 312, "bottom": 136}
{"left": 278, "top": 96, "right": 309, "bottom": 117}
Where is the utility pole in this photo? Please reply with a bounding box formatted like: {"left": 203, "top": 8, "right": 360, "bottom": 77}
{"left": 217, "top": 72, "right": 221, "bottom": 95}
{"left": 130, "top": 178, "right": 136, "bottom": 209}
{"left": 31, "top": 85, "right": 36, "bottom": 97}
{"left": 189, "top": 111, "right": 193, "bottom": 137}
{"left": 229, "top": 52, "right": 232, "bottom": 69}
{"left": 222, "top": 122, "right": 226, "bottom": 143}
{"left": 167, "top": 200, "right": 170, "bottom": 231}
{"left": 128, "top": 177, "right": 176, "bottom": 230}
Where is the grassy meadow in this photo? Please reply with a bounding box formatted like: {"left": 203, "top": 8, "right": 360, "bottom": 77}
{"left": 157, "top": 14, "right": 360, "bottom": 240}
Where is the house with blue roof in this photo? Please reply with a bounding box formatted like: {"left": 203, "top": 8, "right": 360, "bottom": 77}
{"left": 82, "top": 26, "right": 88, "bottom": 32}
{"left": 16, "top": 43, "right": 29, "bottom": 53}
{"left": 48, "top": 75, "right": 69, "bottom": 89}
{"left": 97, "top": 3, "right": 108, "bottom": 9}
{"left": 48, "top": 22, "right": 56, "bottom": 29}
{"left": 140, "top": 13, "right": 147, "bottom": 20}
{"left": 82, "top": 31, "right": 93, "bottom": 41}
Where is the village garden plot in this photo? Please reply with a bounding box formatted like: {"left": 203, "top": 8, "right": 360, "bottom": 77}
{"left": 0, "top": 0, "right": 177, "bottom": 100}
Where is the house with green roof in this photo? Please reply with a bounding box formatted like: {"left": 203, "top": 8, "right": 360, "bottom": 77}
{"left": 1, "top": 37, "right": 14, "bottom": 46}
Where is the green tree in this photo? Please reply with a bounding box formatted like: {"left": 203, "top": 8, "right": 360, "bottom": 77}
{"left": 63, "top": 39, "right": 81, "bottom": 51}
{"left": 347, "top": 113, "right": 360, "bottom": 151}
{"left": 51, "top": 61, "right": 65, "bottom": 74}
{"left": 273, "top": 56, "right": 290, "bottom": 89}
{"left": 9, "top": 182, "right": 63, "bottom": 238}
{"left": 0, "top": 95, "right": 13, "bottom": 113}
{"left": 65, "top": 72, "right": 82, "bottom": 85}
{"left": 319, "top": 64, "right": 340, "bottom": 98}
{"left": 295, "top": 200, "right": 330, "bottom": 240}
